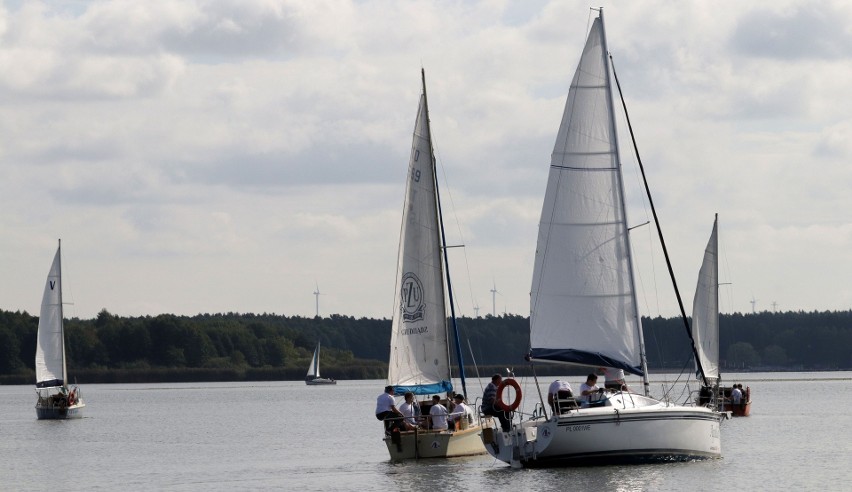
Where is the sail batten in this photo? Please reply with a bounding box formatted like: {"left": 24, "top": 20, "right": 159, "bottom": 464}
{"left": 529, "top": 16, "right": 643, "bottom": 375}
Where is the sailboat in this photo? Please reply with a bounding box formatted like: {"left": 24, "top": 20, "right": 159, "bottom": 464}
{"left": 382, "top": 69, "right": 485, "bottom": 460}
{"left": 305, "top": 341, "right": 336, "bottom": 385}
{"left": 691, "top": 216, "right": 751, "bottom": 416}
{"left": 480, "top": 9, "right": 722, "bottom": 467}
{"left": 35, "top": 240, "right": 85, "bottom": 419}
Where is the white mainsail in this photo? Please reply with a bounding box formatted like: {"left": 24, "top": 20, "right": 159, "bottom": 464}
{"left": 307, "top": 343, "right": 321, "bottom": 378}
{"left": 35, "top": 245, "right": 66, "bottom": 388}
{"left": 387, "top": 82, "right": 452, "bottom": 395}
{"left": 529, "top": 16, "right": 643, "bottom": 376}
{"left": 691, "top": 215, "right": 720, "bottom": 383}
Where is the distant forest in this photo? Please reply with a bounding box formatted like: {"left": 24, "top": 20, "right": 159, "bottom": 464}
{"left": 1, "top": 308, "right": 850, "bottom": 384}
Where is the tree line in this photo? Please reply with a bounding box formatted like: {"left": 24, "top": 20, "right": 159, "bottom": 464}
{"left": 0, "top": 308, "right": 849, "bottom": 384}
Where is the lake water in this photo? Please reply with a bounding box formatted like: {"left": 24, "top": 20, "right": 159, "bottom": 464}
{"left": 1, "top": 372, "right": 849, "bottom": 491}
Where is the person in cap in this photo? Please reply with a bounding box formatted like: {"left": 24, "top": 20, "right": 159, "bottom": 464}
{"left": 448, "top": 394, "right": 470, "bottom": 430}
{"left": 375, "top": 385, "right": 403, "bottom": 433}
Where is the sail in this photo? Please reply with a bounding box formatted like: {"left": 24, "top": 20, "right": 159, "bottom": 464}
{"left": 306, "top": 343, "right": 320, "bottom": 378}
{"left": 529, "top": 17, "right": 643, "bottom": 376}
{"left": 691, "top": 216, "right": 720, "bottom": 383}
{"left": 387, "top": 87, "right": 452, "bottom": 396}
{"left": 35, "top": 245, "right": 66, "bottom": 388}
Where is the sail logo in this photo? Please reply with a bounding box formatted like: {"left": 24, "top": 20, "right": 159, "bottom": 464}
{"left": 49, "top": 280, "right": 56, "bottom": 291}
{"left": 400, "top": 272, "right": 425, "bottom": 322}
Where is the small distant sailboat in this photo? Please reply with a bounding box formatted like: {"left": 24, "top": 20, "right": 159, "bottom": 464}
{"left": 305, "top": 342, "right": 336, "bottom": 385}
{"left": 691, "top": 216, "right": 751, "bottom": 416}
{"left": 35, "top": 240, "right": 85, "bottom": 419}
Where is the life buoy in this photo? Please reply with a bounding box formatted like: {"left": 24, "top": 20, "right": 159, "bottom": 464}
{"left": 496, "top": 379, "right": 522, "bottom": 412}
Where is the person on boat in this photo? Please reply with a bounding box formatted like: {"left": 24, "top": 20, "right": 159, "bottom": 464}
{"left": 579, "top": 374, "right": 603, "bottom": 406}
{"left": 547, "top": 379, "right": 574, "bottom": 414}
{"left": 429, "top": 395, "right": 449, "bottom": 431}
{"left": 481, "top": 373, "right": 511, "bottom": 431}
{"left": 448, "top": 394, "right": 470, "bottom": 430}
{"left": 599, "top": 367, "right": 629, "bottom": 392}
{"left": 731, "top": 384, "right": 743, "bottom": 408}
{"left": 398, "top": 391, "right": 422, "bottom": 430}
{"left": 375, "top": 385, "right": 404, "bottom": 433}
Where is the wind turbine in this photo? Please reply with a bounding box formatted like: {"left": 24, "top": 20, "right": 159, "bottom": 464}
{"left": 473, "top": 301, "right": 480, "bottom": 318}
{"left": 749, "top": 296, "right": 757, "bottom": 314}
{"left": 313, "top": 283, "right": 321, "bottom": 317}
{"left": 490, "top": 281, "right": 499, "bottom": 317}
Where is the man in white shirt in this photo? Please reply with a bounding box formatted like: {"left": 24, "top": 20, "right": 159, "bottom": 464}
{"left": 600, "top": 367, "right": 629, "bottom": 391}
{"left": 579, "top": 374, "right": 602, "bottom": 406}
{"left": 398, "top": 391, "right": 421, "bottom": 430}
{"left": 731, "top": 385, "right": 742, "bottom": 406}
{"left": 547, "top": 379, "right": 574, "bottom": 414}
{"left": 375, "top": 385, "right": 403, "bottom": 433}
{"left": 448, "top": 394, "right": 469, "bottom": 430}
{"left": 429, "top": 395, "right": 449, "bottom": 430}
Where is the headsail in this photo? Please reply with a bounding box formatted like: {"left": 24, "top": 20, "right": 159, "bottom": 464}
{"left": 387, "top": 75, "right": 452, "bottom": 395}
{"left": 307, "top": 343, "right": 321, "bottom": 378}
{"left": 35, "top": 244, "right": 66, "bottom": 388}
{"left": 529, "top": 16, "right": 643, "bottom": 376}
{"left": 691, "top": 215, "right": 720, "bottom": 383}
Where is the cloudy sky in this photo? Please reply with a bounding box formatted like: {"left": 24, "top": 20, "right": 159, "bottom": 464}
{"left": 1, "top": 0, "right": 850, "bottom": 320}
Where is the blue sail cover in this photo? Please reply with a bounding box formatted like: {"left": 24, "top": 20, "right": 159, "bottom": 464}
{"left": 394, "top": 380, "right": 453, "bottom": 396}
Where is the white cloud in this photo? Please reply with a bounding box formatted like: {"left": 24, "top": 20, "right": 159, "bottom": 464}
{"left": 1, "top": 0, "right": 851, "bottom": 320}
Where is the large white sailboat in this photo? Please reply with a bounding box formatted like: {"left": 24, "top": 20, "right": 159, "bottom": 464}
{"left": 35, "top": 240, "right": 85, "bottom": 419}
{"left": 305, "top": 341, "right": 336, "bottom": 385}
{"left": 382, "top": 69, "right": 484, "bottom": 460}
{"left": 481, "top": 9, "right": 722, "bottom": 467}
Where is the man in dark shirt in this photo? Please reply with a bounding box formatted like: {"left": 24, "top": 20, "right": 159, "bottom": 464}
{"left": 480, "top": 373, "right": 511, "bottom": 431}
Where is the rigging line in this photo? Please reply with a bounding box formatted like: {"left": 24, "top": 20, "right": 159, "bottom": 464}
{"left": 610, "top": 54, "right": 709, "bottom": 388}
{"left": 431, "top": 134, "right": 477, "bottom": 318}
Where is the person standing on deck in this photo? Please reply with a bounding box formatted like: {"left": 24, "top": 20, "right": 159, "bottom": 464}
{"left": 481, "top": 373, "right": 511, "bottom": 431}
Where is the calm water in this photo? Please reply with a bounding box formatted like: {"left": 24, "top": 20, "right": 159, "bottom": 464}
{"left": 1, "top": 372, "right": 850, "bottom": 491}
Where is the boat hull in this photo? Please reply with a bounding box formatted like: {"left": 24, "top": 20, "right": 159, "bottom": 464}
{"left": 36, "top": 402, "right": 85, "bottom": 420}
{"left": 305, "top": 378, "right": 336, "bottom": 385}
{"left": 721, "top": 401, "right": 751, "bottom": 417}
{"left": 482, "top": 405, "right": 721, "bottom": 467}
{"left": 384, "top": 424, "right": 485, "bottom": 460}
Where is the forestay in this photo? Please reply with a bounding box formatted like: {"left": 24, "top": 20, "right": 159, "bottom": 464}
{"left": 387, "top": 92, "right": 452, "bottom": 395}
{"left": 35, "top": 247, "right": 66, "bottom": 388}
{"left": 528, "top": 17, "right": 643, "bottom": 376}
{"left": 691, "top": 216, "right": 720, "bottom": 383}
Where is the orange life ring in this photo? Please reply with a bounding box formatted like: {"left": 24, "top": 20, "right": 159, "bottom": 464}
{"left": 496, "top": 379, "right": 522, "bottom": 412}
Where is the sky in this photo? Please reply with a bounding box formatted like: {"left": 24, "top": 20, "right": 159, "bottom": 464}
{"left": 1, "top": 0, "right": 851, "bottom": 320}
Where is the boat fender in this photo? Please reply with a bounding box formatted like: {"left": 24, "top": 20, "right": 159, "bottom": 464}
{"left": 496, "top": 379, "right": 522, "bottom": 412}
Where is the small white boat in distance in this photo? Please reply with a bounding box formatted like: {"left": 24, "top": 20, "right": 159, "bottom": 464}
{"left": 35, "top": 240, "right": 85, "bottom": 419}
{"left": 305, "top": 341, "right": 336, "bottom": 385}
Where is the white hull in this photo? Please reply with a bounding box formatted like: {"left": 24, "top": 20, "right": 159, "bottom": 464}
{"left": 384, "top": 424, "right": 485, "bottom": 460}
{"left": 482, "top": 396, "right": 721, "bottom": 467}
{"left": 36, "top": 399, "right": 85, "bottom": 420}
{"left": 305, "top": 377, "right": 336, "bottom": 385}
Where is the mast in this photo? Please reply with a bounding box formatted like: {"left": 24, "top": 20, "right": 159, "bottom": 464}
{"left": 598, "top": 9, "right": 651, "bottom": 396}
{"left": 421, "top": 68, "right": 468, "bottom": 398}
{"left": 58, "top": 239, "right": 67, "bottom": 387}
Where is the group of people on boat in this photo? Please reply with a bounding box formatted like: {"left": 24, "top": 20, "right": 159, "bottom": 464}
{"left": 375, "top": 385, "right": 472, "bottom": 434}
{"left": 378, "top": 367, "right": 637, "bottom": 435}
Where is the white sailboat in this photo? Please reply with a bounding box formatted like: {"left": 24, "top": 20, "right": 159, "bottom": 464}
{"left": 691, "top": 216, "right": 751, "bottom": 416}
{"left": 305, "top": 341, "right": 336, "bottom": 385}
{"left": 35, "top": 240, "right": 85, "bottom": 419}
{"left": 382, "top": 69, "right": 484, "bottom": 460}
{"left": 481, "top": 9, "right": 722, "bottom": 467}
